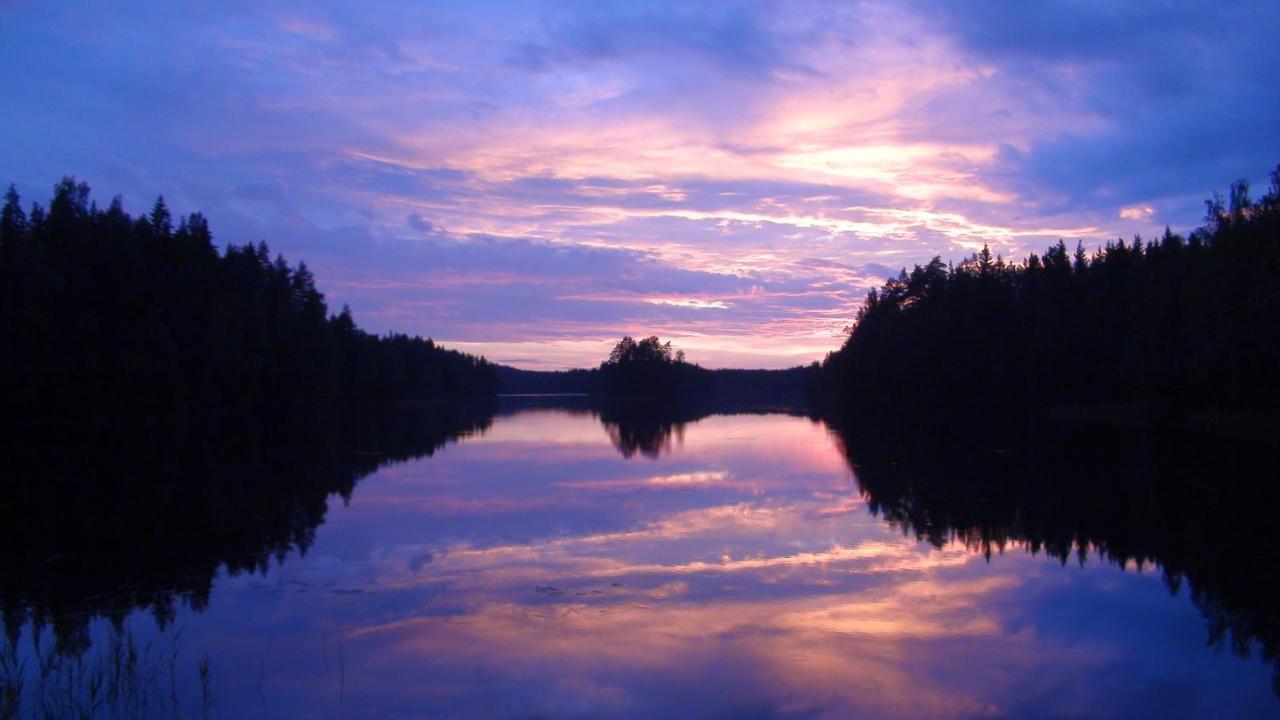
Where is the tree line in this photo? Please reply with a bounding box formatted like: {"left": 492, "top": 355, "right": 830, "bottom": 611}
{"left": 0, "top": 178, "right": 497, "bottom": 440}
{"left": 5, "top": 164, "right": 1277, "bottom": 428}
{"left": 823, "top": 165, "right": 1280, "bottom": 420}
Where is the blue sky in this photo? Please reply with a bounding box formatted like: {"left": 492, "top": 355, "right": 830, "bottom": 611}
{"left": 2, "top": 1, "right": 1277, "bottom": 368}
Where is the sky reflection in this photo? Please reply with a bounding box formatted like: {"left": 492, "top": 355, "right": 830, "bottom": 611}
{"left": 26, "top": 410, "right": 1275, "bottom": 718}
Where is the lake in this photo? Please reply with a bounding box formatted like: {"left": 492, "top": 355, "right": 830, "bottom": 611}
{"left": 3, "top": 400, "right": 1278, "bottom": 718}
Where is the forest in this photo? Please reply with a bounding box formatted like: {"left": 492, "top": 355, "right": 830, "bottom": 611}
{"left": 0, "top": 178, "right": 497, "bottom": 442}
{"left": 823, "top": 166, "right": 1280, "bottom": 422}
{"left": 4, "top": 165, "right": 1279, "bottom": 433}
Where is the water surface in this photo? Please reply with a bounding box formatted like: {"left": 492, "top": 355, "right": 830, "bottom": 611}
{"left": 4, "top": 404, "right": 1277, "bottom": 718}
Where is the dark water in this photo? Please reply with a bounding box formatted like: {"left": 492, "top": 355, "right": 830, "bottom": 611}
{"left": 3, "top": 401, "right": 1278, "bottom": 718}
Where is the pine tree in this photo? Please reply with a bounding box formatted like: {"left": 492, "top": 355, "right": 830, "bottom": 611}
{"left": 150, "top": 196, "right": 173, "bottom": 238}
{"left": 0, "top": 185, "right": 27, "bottom": 264}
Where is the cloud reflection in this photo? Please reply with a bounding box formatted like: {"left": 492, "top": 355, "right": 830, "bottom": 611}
{"left": 152, "top": 410, "right": 1276, "bottom": 718}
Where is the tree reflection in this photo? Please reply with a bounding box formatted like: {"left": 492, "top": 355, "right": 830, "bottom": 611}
{"left": 1, "top": 395, "right": 817, "bottom": 657}
{"left": 596, "top": 400, "right": 698, "bottom": 458}
{"left": 828, "top": 416, "right": 1280, "bottom": 693}
{"left": 0, "top": 402, "right": 495, "bottom": 657}
{"left": 593, "top": 398, "right": 819, "bottom": 458}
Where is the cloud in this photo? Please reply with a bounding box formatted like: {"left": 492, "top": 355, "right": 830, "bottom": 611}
{"left": 645, "top": 298, "right": 730, "bottom": 310}
{"left": 1, "top": 0, "right": 1273, "bottom": 367}
{"left": 1119, "top": 205, "right": 1155, "bottom": 222}
{"left": 911, "top": 0, "right": 1280, "bottom": 222}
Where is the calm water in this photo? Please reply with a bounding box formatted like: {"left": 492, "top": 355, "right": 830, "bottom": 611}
{"left": 4, "top": 404, "right": 1279, "bottom": 718}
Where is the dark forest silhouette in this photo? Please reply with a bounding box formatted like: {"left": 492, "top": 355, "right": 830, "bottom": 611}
{"left": 5, "top": 167, "right": 1280, "bottom": 427}
{"left": 823, "top": 166, "right": 1280, "bottom": 422}
{"left": 597, "top": 335, "right": 708, "bottom": 398}
{"left": 0, "top": 178, "right": 496, "bottom": 443}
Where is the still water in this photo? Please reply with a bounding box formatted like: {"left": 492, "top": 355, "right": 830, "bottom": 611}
{"left": 4, "top": 403, "right": 1278, "bottom": 718}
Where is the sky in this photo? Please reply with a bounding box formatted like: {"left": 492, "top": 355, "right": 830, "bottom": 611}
{"left": 1, "top": 1, "right": 1277, "bottom": 369}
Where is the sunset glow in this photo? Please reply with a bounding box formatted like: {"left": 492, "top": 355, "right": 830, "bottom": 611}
{"left": 2, "top": 2, "right": 1276, "bottom": 367}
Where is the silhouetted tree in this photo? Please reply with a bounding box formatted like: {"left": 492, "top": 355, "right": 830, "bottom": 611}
{"left": 597, "top": 335, "right": 709, "bottom": 398}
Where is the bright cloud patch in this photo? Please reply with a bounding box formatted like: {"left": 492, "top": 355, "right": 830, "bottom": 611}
{"left": 646, "top": 298, "right": 730, "bottom": 310}
{"left": 1120, "top": 205, "right": 1156, "bottom": 221}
